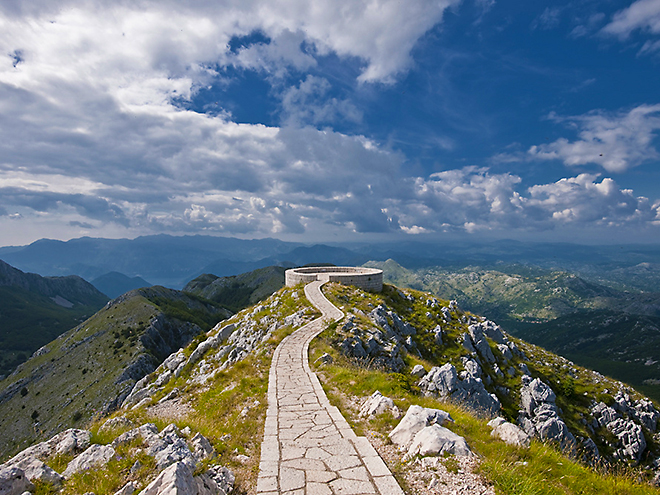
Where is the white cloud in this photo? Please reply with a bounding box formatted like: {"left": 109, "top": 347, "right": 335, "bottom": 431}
{"left": 0, "top": 2, "right": 659, "bottom": 245}
{"left": 526, "top": 174, "right": 657, "bottom": 226}
{"left": 279, "top": 75, "right": 362, "bottom": 126}
{"left": 531, "top": 7, "right": 563, "bottom": 31}
{"left": 527, "top": 105, "right": 660, "bottom": 173}
{"left": 601, "top": 0, "right": 660, "bottom": 39}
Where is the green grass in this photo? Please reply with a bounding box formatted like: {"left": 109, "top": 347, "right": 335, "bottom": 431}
{"left": 310, "top": 282, "right": 660, "bottom": 495}
{"left": 55, "top": 284, "right": 320, "bottom": 495}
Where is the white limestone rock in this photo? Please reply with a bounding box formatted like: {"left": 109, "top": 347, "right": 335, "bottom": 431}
{"left": 9, "top": 457, "right": 64, "bottom": 486}
{"left": 7, "top": 429, "right": 91, "bottom": 465}
{"left": 114, "top": 481, "right": 138, "bottom": 495}
{"left": 420, "top": 363, "right": 500, "bottom": 416}
{"left": 63, "top": 444, "right": 116, "bottom": 478}
{"left": 112, "top": 423, "right": 159, "bottom": 448}
{"left": 141, "top": 461, "right": 197, "bottom": 495}
{"left": 411, "top": 364, "right": 427, "bottom": 379}
{"left": 518, "top": 377, "right": 575, "bottom": 450}
{"left": 161, "top": 350, "right": 186, "bottom": 372}
{"left": 191, "top": 433, "right": 215, "bottom": 461}
{"left": 608, "top": 418, "right": 646, "bottom": 463}
{"left": 405, "top": 424, "right": 470, "bottom": 459}
{"left": 488, "top": 417, "right": 530, "bottom": 448}
{"left": 389, "top": 405, "right": 453, "bottom": 449}
{"left": 148, "top": 427, "right": 196, "bottom": 470}
{"left": 195, "top": 465, "right": 235, "bottom": 495}
{"left": 0, "top": 466, "right": 33, "bottom": 495}
{"left": 359, "top": 391, "right": 400, "bottom": 418}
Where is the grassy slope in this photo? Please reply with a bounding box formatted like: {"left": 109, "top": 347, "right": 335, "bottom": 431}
{"left": 183, "top": 266, "right": 285, "bottom": 313}
{"left": 7, "top": 282, "right": 660, "bottom": 494}
{"left": 0, "top": 285, "right": 106, "bottom": 376}
{"left": 38, "top": 285, "right": 319, "bottom": 495}
{"left": 310, "top": 283, "right": 660, "bottom": 494}
{"left": 369, "top": 259, "right": 660, "bottom": 403}
{"left": 0, "top": 287, "right": 229, "bottom": 459}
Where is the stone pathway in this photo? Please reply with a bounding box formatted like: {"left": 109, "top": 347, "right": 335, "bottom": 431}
{"left": 257, "top": 280, "right": 405, "bottom": 495}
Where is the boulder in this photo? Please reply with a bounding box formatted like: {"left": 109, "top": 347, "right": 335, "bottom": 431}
{"left": 114, "top": 481, "right": 138, "bottom": 495}
{"left": 389, "top": 405, "right": 453, "bottom": 449}
{"left": 520, "top": 378, "right": 556, "bottom": 417}
{"left": 451, "top": 376, "right": 501, "bottom": 416}
{"left": 389, "top": 312, "right": 416, "bottom": 336}
{"left": 518, "top": 377, "right": 575, "bottom": 450}
{"left": 195, "top": 465, "right": 235, "bottom": 495}
{"left": 432, "top": 325, "right": 443, "bottom": 346}
{"left": 591, "top": 402, "right": 618, "bottom": 428}
{"left": 112, "top": 423, "right": 159, "bottom": 448}
{"left": 419, "top": 364, "right": 457, "bottom": 396}
{"left": 141, "top": 462, "right": 197, "bottom": 495}
{"left": 461, "top": 357, "right": 482, "bottom": 379}
{"left": 488, "top": 418, "right": 530, "bottom": 448}
{"left": 161, "top": 350, "right": 186, "bottom": 372}
{"left": 0, "top": 466, "right": 33, "bottom": 495}
{"left": 411, "top": 365, "right": 427, "bottom": 379}
{"left": 7, "top": 429, "right": 91, "bottom": 465}
{"left": 460, "top": 333, "right": 475, "bottom": 353}
{"left": 359, "top": 391, "right": 399, "bottom": 418}
{"left": 63, "top": 444, "right": 116, "bottom": 478}
{"left": 148, "top": 428, "right": 196, "bottom": 470}
{"left": 631, "top": 398, "right": 660, "bottom": 432}
{"left": 497, "top": 344, "right": 513, "bottom": 362}
{"left": 420, "top": 364, "right": 500, "bottom": 416}
{"left": 608, "top": 418, "right": 646, "bottom": 463}
{"left": 405, "top": 424, "right": 470, "bottom": 459}
{"left": 9, "top": 457, "right": 64, "bottom": 486}
{"left": 190, "top": 433, "right": 215, "bottom": 461}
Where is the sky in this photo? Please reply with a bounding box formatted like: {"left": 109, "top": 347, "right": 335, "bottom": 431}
{"left": 1, "top": 0, "right": 660, "bottom": 247}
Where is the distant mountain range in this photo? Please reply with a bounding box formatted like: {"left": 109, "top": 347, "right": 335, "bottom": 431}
{"left": 2, "top": 235, "right": 660, "bottom": 291}
{"left": 90, "top": 271, "right": 152, "bottom": 298}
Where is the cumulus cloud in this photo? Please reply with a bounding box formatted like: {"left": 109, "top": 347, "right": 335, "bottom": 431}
{"left": 390, "top": 170, "right": 659, "bottom": 234}
{"left": 0, "top": 1, "right": 659, "bottom": 244}
{"left": 527, "top": 105, "right": 660, "bottom": 173}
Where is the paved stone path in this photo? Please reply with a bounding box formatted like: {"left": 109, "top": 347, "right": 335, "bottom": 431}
{"left": 257, "top": 280, "right": 405, "bottom": 495}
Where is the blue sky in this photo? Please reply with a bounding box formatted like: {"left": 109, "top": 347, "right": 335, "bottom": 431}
{"left": 0, "top": 0, "right": 659, "bottom": 246}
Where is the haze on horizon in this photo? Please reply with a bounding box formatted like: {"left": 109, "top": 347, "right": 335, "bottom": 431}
{"left": 1, "top": 0, "right": 660, "bottom": 248}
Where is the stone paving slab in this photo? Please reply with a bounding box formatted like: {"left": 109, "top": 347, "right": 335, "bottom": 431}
{"left": 257, "top": 280, "right": 405, "bottom": 495}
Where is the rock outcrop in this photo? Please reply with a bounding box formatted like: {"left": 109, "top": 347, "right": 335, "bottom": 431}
{"left": 389, "top": 405, "right": 454, "bottom": 449}
{"left": 1, "top": 421, "right": 232, "bottom": 495}
{"left": 487, "top": 417, "right": 531, "bottom": 448}
{"left": 518, "top": 376, "right": 575, "bottom": 450}
{"left": 419, "top": 363, "right": 501, "bottom": 416}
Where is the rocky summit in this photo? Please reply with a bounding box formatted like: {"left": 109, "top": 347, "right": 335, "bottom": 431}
{"left": 1, "top": 278, "right": 660, "bottom": 494}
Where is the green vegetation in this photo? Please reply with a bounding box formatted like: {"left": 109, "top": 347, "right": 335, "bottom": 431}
{"left": 183, "top": 266, "right": 286, "bottom": 313}
{"left": 0, "top": 285, "right": 235, "bottom": 461}
{"left": 0, "top": 285, "right": 107, "bottom": 377}
{"left": 367, "top": 259, "right": 660, "bottom": 404}
{"left": 4, "top": 273, "right": 660, "bottom": 494}
{"left": 65, "top": 285, "right": 318, "bottom": 494}
{"left": 310, "top": 282, "right": 660, "bottom": 493}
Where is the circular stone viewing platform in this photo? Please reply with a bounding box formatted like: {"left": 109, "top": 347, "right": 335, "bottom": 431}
{"left": 285, "top": 266, "right": 383, "bottom": 292}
